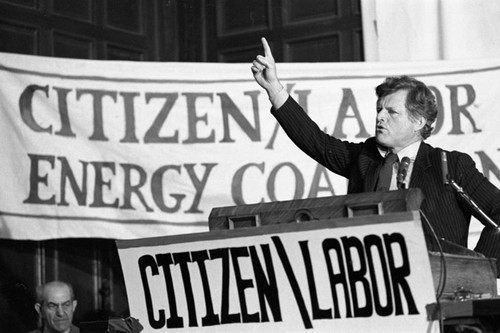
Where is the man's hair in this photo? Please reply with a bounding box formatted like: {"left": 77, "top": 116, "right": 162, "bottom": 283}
{"left": 36, "top": 280, "right": 75, "bottom": 304}
{"left": 35, "top": 281, "right": 76, "bottom": 329}
{"left": 375, "top": 75, "right": 438, "bottom": 139}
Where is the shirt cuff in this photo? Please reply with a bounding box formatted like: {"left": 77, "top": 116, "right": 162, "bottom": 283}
{"left": 269, "top": 87, "right": 289, "bottom": 110}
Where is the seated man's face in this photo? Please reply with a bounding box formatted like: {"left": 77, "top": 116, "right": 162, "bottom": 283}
{"left": 37, "top": 284, "right": 77, "bottom": 333}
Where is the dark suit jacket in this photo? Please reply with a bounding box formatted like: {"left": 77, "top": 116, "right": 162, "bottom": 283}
{"left": 272, "top": 96, "right": 500, "bottom": 263}
{"left": 29, "top": 324, "right": 80, "bottom": 333}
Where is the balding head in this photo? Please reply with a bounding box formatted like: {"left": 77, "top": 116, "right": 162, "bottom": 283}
{"left": 34, "top": 281, "right": 77, "bottom": 333}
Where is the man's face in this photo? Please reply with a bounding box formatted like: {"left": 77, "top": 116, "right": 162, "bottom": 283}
{"left": 375, "top": 89, "right": 424, "bottom": 152}
{"left": 36, "top": 284, "right": 77, "bottom": 333}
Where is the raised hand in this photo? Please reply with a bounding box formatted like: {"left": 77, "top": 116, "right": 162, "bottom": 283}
{"left": 251, "top": 37, "right": 283, "bottom": 97}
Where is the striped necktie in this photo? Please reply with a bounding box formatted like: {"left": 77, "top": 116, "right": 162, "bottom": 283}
{"left": 376, "top": 152, "right": 398, "bottom": 191}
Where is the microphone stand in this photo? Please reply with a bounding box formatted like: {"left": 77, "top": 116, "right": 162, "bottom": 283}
{"left": 447, "top": 176, "right": 500, "bottom": 230}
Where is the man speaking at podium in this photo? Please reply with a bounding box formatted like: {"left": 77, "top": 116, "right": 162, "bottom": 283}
{"left": 251, "top": 38, "right": 500, "bottom": 271}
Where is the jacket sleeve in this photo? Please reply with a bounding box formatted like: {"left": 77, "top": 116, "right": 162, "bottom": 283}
{"left": 451, "top": 151, "right": 500, "bottom": 270}
{"left": 271, "top": 96, "right": 361, "bottom": 178}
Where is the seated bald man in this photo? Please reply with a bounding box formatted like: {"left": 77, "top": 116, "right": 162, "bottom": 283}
{"left": 29, "top": 281, "right": 79, "bottom": 333}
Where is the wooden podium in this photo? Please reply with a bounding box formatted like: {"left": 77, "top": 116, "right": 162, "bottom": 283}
{"left": 209, "top": 189, "right": 500, "bottom": 331}
{"left": 209, "top": 189, "right": 424, "bottom": 230}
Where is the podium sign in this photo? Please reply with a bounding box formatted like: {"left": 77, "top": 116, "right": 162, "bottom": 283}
{"left": 117, "top": 211, "right": 438, "bottom": 332}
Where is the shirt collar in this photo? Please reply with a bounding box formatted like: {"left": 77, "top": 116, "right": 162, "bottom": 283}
{"left": 377, "top": 140, "right": 422, "bottom": 160}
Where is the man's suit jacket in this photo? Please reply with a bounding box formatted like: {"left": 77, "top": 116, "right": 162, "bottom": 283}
{"left": 272, "top": 97, "right": 500, "bottom": 263}
{"left": 28, "top": 324, "right": 80, "bottom": 333}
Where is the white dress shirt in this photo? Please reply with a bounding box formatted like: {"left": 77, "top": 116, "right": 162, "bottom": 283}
{"left": 378, "top": 140, "right": 422, "bottom": 190}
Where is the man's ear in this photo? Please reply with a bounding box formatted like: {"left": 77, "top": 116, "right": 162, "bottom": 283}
{"left": 414, "top": 116, "right": 426, "bottom": 131}
{"left": 72, "top": 300, "right": 78, "bottom": 311}
{"left": 34, "top": 303, "right": 41, "bottom": 315}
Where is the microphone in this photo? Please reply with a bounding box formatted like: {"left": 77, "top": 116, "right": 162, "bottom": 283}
{"left": 441, "top": 151, "right": 449, "bottom": 185}
{"left": 397, "top": 156, "right": 411, "bottom": 189}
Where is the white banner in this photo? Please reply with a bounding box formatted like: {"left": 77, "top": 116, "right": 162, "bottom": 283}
{"left": 116, "top": 212, "right": 438, "bottom": 332}
{"left": 1, "top": 52, "right": 500, "bottom": 240}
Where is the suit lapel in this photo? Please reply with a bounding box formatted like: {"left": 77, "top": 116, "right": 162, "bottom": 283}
{"left": 366, "top": 160, "right": 382, "bottom": 192}
{"left": 363, "top": 139, "right": 387, "bottom": 192}
{"left": 410, "top": 142, "right": 432, "bottom": 189}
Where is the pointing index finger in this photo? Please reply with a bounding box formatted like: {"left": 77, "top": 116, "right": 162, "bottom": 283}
{"left": 261, "top": 37, "right": 274, "bottom": 60}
